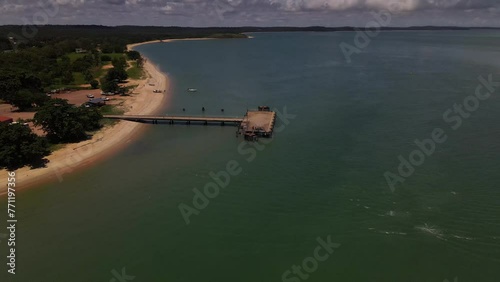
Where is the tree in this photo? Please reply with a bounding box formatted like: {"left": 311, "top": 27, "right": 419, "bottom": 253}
{"left": 0, "top": 71, "right": 44, "bottom": 102}
{"left": 126, "top": 50, "right": 141, "bottom": 60}
{"left": 0, "top": 123, "right": 50, "bottom": 170}
{"left": 19, "top": 74, "right": 43, "bottom": 93}
{"left": 100, "top": 78, "right": 119, "bottom": 93}
{"left": 33, "top": 99, "right": 102, "bottom": 143}
{"left": 83, "top": 69, "right": 94, "bottom": 83}
{"left": 0, "top": 38, "right": 12, "bottom": 51}
{"left": 91, "top": 49, "right": 101, "bottom": 66}
{"left": 137, "top": 56, "right": 144, "bottom": 68}
{"left": 38, "top": 71, "right": 54, "bottom": 88}
{"left": 90, "top": 79, "right": 99, "bottom": 89}
{"left": 101, "top": 55, "right": 112, "bottom": 62}
{"left": 61, "top": 71, "right": 74, "bottom": 85}
{"left": 9, "top": 89, "right": 49, "bottom": 111}
{"left": 0, "top": 71, "right": 22, "bottom": 101}
{"left": 77, "top": 105, "right": 102, "bottom": 131}
{"left": 72, "top": 55, "right": 94, "bottom": 72}
{"left": 112, "top": 57, "right": 127, "bottom": 70}
{"left": 59, "top": 55, "right": 71, "bottom": 68}
{"left": 101, "top": 44, "right": 114, "bottom": 54}
{"left": 106, "top": 68, "right": 128, "bottom": 82}
{"left": 113, "top": 45, "right": 126, "bottom": 53}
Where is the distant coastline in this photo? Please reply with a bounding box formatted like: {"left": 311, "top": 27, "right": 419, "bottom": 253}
{"left": 127, "top": 37, "right": 215, "bottom": 51}
{"left": 2, "top": 24, "right": 493, "bottom": 52}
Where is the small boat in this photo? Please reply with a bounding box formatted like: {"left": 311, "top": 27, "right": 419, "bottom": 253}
{"left": 187, "top": 88, "right": 198, "bottom": 92}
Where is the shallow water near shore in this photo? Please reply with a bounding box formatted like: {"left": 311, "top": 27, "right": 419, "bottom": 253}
{"left": 2, "top": 31, "right": 500, "bottom": 281}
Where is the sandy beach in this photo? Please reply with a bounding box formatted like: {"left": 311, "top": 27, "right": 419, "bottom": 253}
{"left": 126, "top": 37, "right": 213, "bottom": 51}
{"left": 0, "top": 42, "right": 173, "bottom": 195}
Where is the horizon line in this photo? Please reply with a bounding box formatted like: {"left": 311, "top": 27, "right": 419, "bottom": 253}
{"left": 1, "top": 24, "right": 500, "bottom": 29}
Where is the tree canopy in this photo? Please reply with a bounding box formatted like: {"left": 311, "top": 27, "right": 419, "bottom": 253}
{"left": 33, "top": 99, "right": 102, "bottom": 143}
{"left": 0, "top": 123, "right": 50, "bottom": 170}
{"left": 126, "top": 51, "right": 141, "bottom": 60}
{"left": 9, "top": 89, "right": 50, "bottom": 111}
{"left": 106, "top": 68, "right": 128, "bottom": 82}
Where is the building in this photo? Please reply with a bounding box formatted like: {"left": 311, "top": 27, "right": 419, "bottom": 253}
{"left": 0, "top": 116, "right": 14, "bottom": 124}
{"left": 75, "top": 48, "right": 87, "bottom": 54}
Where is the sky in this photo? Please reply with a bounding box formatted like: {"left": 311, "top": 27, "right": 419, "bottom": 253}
{"left": 0, "top": 0, "right": 499, "bottom": 27}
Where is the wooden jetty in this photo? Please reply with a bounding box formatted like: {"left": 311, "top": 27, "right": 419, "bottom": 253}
{"left": 103, "top": 114, "right": 243, "bottom": 125}
{"left": 103, "top": 106, "right": 277, "bottom": 140}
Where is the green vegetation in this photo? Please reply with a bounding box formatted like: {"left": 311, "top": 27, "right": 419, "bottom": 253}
{"left": 0, "top": 26, "right": 250, "bottom": 53}
{"left": 73, "top": 72, "right": 87, "bottom": 85}
{"left": 49, "top": 143, "right": 67, "bottom": 152}
{"left": 93, "top": 66, "right": 107, "bottom": 79}
{"left": 100, "top": 104, "right": 125, "bottom": 115}
{"left": 99, "top": 105, "right": 125, "bottom": 126}
{"left": 66, "top": 52, "right": 87, "bottom": 62}
{"left": 127, "top": 62, "right": 144, "bottom": 80}
{"left": 111, "top": 57, "right": 128, "bottom": 70}
{"left": 33, "top": 99, "right": 102, "bottom": 143}
{"left": 9, "top": 89, "right": 49, "bottom": 111}
{"left": 0, "top": 25, "right": 251, "bottom": 169}
{"left": 101, "top": 53, "right": 124, "bottom": 63}
{"left": 99, "top": 78, "right": 119, "bottom": 93}
{"left": 0, "top": 70, "right": 49, "bottom": 111}
{"left": 90, "top": 80, "right": 99, "bottom": 89}
{"left": 108, "top": 53, "right": 126, "bottom": 60}
{"left": 0, "top": 123, "right": 50, "bottom": 170}
{"left": 126, "top": 51, "right": 141, "bottom": 60}
{"left": 99, "top": 55, "right": 133, "bottom": 93}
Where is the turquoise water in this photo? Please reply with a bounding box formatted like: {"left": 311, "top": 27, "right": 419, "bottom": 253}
{"left": 2, "top": 31, "right": 500, "bottom": 281}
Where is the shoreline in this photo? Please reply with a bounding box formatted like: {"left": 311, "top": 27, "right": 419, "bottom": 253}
{"left": 0, "top": 41, "right": 177, "bottom": 196}
{"left": 127, "top": 37, "right": 215, "bottom": 51}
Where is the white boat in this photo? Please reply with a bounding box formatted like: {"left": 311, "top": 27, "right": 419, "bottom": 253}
{"left": 187, "top": 88, "right": 198, "bottom": 92}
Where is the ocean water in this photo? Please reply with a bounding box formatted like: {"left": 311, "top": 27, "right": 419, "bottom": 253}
{"left": 2, "top": 31, "right": 500, "bottom": 281}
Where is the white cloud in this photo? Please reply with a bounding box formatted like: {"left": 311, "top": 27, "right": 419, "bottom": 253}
{"left": 365, "top": 0, "right": 421, "bottom": 11}
{"left": 272, "top": 0, "right": 497, "bottom": 12}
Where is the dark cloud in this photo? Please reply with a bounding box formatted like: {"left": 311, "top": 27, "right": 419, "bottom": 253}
{"left": 0, "top": 0, "right": 499, "bottom": 26}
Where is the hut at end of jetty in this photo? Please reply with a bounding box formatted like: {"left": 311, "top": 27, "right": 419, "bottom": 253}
{"left": 240, "top": 106, "right": 276, "bottom": 141}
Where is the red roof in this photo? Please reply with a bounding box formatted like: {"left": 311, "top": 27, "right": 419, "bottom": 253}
{"left": 0, "top": 116, "right": 13, "bottom": 123}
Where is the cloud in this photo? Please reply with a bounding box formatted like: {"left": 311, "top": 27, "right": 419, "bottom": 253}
{"left": 1, "top": 0, "right": 499, "bottom": 26}
{"left": 271, "top": 0, "right": 498, "bottom": 12}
